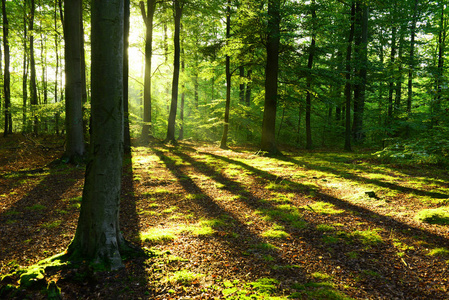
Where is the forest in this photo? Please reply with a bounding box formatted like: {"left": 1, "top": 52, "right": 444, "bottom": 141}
{"left": 1, "top": 0, "right": 449, "bottom": 299}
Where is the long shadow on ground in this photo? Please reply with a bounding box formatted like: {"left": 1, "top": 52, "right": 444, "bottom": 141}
{"left": 160, "top": 145, "right": 448, "bottom": 299}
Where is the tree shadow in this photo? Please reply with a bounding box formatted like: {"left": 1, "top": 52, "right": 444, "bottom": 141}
{"left": 0, "top": 165, "right": 84, "bottom": 273}
{"left": 162, "top": 145, "right": 449, "bottom": 299}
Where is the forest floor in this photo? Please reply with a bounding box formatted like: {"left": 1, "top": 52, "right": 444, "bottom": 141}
{"left": 1, "top": 134, "right": 449, "bottom": 299}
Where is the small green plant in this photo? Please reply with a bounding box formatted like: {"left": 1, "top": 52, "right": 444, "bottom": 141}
{"left": 41, "top": 220, "right": 62, "bottom": 229}
{"left": 316, "top": 224, "right": 335, "bottom": 232}
{"left": 416, "top": 207, "right": 449, "bottom": 225}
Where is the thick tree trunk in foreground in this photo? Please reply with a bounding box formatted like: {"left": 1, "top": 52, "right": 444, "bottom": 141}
{"left": 261, "top": 0, "right": 281, "bottom": 154}
{"left": 124, "top": 0, "right": 131, "bottom": 154}
{"left": 67, "top": 0, "right": 126, "bottom": 270}
{"left": 63, "top": 0, "right": 86, "bottom": 162}
{"left": 166, "top": 0, "right": 183, "bottom": 143}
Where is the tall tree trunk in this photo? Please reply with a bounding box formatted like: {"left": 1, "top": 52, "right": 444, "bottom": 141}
{"left": 352, "top": 1, "right": 368, "bottom": 142}
{"left": 220, "top": 0, "right": 231, "bottom": 149}
{"left": 387, "top": 25, "right": 396, "bottom": 122}
{"left": 124, "top": 0, "right": 131, "bottom": 154}
{"left": 2, "top": 0, "right": 11, "bottom": 136}
{"left": 395, "top": 26, "right": 405, "bottom": 115}
{"left": 179, "top": 40, "right": 185, "bottom": 140}
{"left": 29, "top": 0, "right": 38, "bottom": 135}
{"left": 140, "top": 0, "right": 156, "bottom": 141}
{"left": 63, "top": 0, "right": 86, "bottom": 162}
{"left": 245, "top": 69, "right": 252, "bottom": 106}
{"left": 407, "top": 0, "right": 418, "bottom": 114}
{"left": 261, "top": 0, "right": 281, "bottom": 154}
{"left": 305, "top": 0, "right": 316, "bottom": 150}
{"left": 67, "top": 0, "right": 127, "bottom": 270}
{"left": 41, "top": 32, "right": 48, "bottom": 133}
{"left": 165, "top": 0, "right": 183, "bottom": 143}
{"left": 344, "top": 2, "right": 356, "bottom": 151}
{"left": 22, "top": 1, "right": 28, "bottom": 133}
{"left": 239, "top": 66, "right": 245, "bottom": 103}
{"left": 433, "top": 4, "right": 446, "bottom": 128}
{"left": 54, "top": 0, "right": 60, "bottom": 134}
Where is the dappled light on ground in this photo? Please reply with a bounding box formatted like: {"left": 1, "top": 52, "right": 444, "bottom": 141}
{"left": 1, "top": 136, "right": 449, "bottom": 299}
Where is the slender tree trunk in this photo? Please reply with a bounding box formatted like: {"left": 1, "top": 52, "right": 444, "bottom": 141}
{"left": 407, "top": 0, "right": 418, "bottom": 114}
{"left": 305, "top": 0, "right": 316, "bottom": 150}
{"left": 433, "top": 4, "right": 446, "bottom": 128}
{"left": 2, "top": 0, "right": 11, "bottom": 136}
{"left": 124, "top": 0, "right": 131, "bottom": 153}
{"left": 394, "top": 26, "right": 404, "bottom": 114}
{"left": 29, "top": 0, "right": 38, "bottom": 135}
{"left": 54, "top": 1, "right": 60, "bottom": 135}
{"left": 261, "top": 0, "right": 281, "bottom": 154}
{"left": 245, "top": 69, "right": 252, "bottom": 106}
{"left": 22, "top": 1, "right": 28, "bottom": 133}
{"left": 63, "top": 0, "right": 86, "bottom": 162}
{"left": 352, "top": 1, "right": 368, "bottom": 142}
{"left": 220, "top": 0, "right": 231, "bottom": 149}
{"left": 165, "top": 0, "right": 183, "bottom": 143}
{"left": 140, "top": 0, "right": 156, "bottom": 141}
{"left": 344, "top": 2, "right": 356, "bottom": 151}
{"left": 67, "top": 0, "right": 127, "bottom": 270}
{"left": 387, "top": 25, "right": 396, "bottom": 122}
{"left": 179, "top": 40, "right": 185, "bottom": 140}
{"left": 41, "top": 32, "right": 48, "bottom": 133}
{"left": 239, "top": 66, "right": 245, "bottom": 103}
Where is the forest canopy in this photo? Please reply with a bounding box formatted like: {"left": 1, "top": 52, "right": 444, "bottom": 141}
{"left": 0, "top": 0, "right": 448, "bottom": 163}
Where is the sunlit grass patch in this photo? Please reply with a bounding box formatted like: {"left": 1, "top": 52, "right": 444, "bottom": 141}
{"left": 261, "top": 224, "right": 290, "bottom": 239}
{"left": 166, "top": 270, "right": 204, "bottom": 286}
{"left": 316, "top": 224, "right": 335, "bottom": 232}
{"left": 427, "top": 247, "right": 449, "bottom": 257}
{"left": 185, "top": 193, "right": 207, "bottom": 200}
{"left": 140, "top": 227, "right": 180, "bottom": 243}
{"left": 305, "top": 201, "right": 344, "bottom": 215}
{"left": 351, "top": 229, "right": 383, "bottom": 245}
{"left": 252, "top": 242, "right": 280, "bottom": 252}
{"left": 154, "top": 188, "right": 172, "bottom": 195}
{"left": 311, "top": 272, "right": 332, "bottom": 281}
{"left": 162, "top": 206, "right": 178, "bottom": 214}
{"left": 291, "top": 278, "right": 354, "bottom": 300}
{"left": 256, "top": 204, "right": 307, "bottom": 229}
{"left": 416, "top": 207, "right": 449, "bottom": 225}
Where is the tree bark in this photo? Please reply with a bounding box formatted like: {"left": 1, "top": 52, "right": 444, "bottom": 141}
{"left": 2, "top": 0, "right": 11, "bottom": 136}
{"left": 344, "top": 2, "right": 355, "bottom": 152}
{"left": 165, "top": 0, "right": 183, "bottom": 143}
{"left": 220, "top": 0, "right": 232, "bottom": 149}
{"left": 407, "top": 0, "right": 418, "bottom": 114}
{"left": 261, "top": 0, "right": 281, "bottom": 155}
{"left": 63, "top": 0, "right": 86, "bottom": 162}
{"left": 67, "top": 0, "right": 126, "bottom": 270}
{"left": 352, "top": 1, "right": 368, "bottom": 142}
{"left": 140, "top": 0, "right": 157, "bottom": 141}
{"left": 305, "top": 0, "right": 316, "bottom": 150}
{"left": 29, "top": 0, "right": 38, "bottom": 135}
{"left": 22, "top": 1, "right": 28, "bottom": 133}
{"left": 124, "top": 0, "right": 131, "bottom": 154}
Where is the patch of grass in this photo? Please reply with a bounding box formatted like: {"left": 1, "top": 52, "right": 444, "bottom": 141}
{"left": 25, "top": 204, "right": 46, "bottom": 211}
{"left": 291, "top": 281, "right": 354, "bottom": 300}
{"left": 185, "top": 193, "right": 207, "bottom": 200}
{"left": 4, "top": 210, "right": 20, "bottom": 216}
{"left": 323, "top": 235, "right": 340, "bottom": 244}
{"left": 261, "top": 224, "right": 290, "bottom": 239}
{"left": 154, "top": 188, "right": 171, "bottom": 195}
{"left": 256, "top": 204, "right": 307, "bottom": 229}
{"left": 253, "top": 242, "right": 279, "bottom": 252}
{"left": 305, "top": 201, "right": 344, "bottom": 215}
{"left": 41, "top": 220, "right": 62, "bottom": 229}
{"left": 416, "top": 207, "right": 449, "bottom": 225}
{"left": 162, "top": 206, "right": 178, "bottom": 214}
{"left": 167, "top": 270, "right": 204, "bottom": 286}
{"left": 140, "top": 227, "right": 179, "bottom": 243}
{"left": 316, "top": 224, "right": 335, "bottom": 232}
{"left": 311, "top": 272, "right": 332, "bottom": 281}
{"left": 351, "top": 229, "right": 383, "bottom": 246}
{"left": 427, "top": 247, "right": 449, "bottom": 257}
{"left": 346, "top": 251, "right": 359, "bottom": 259}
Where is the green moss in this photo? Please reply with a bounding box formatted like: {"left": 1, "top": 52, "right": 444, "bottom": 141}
{"left": 416, "top": 207, "right": 449, "bottom": 225}
{"left": 427, "top": 247, "right": 449, "bottom": 257}
{"left": 305, "top": 201, "right": 344, "bottom": 215}
{"left": 261, "top": 224, "right": 290, "bottom": 239}
{"left": 351, "top": 229, "right": 383, "bottom": 245}
{"left": 167, "top": 270, "right": 204, "bottom": 286}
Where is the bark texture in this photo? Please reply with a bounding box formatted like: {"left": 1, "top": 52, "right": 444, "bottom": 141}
{"left": 261, "top": 0, "right": 281, "bottom": 154}
{"left": 67, "top": 0, "right": 126, "bottom": 270}
{"left": 63, "top": 0, "right": 85, "bottom": 162}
